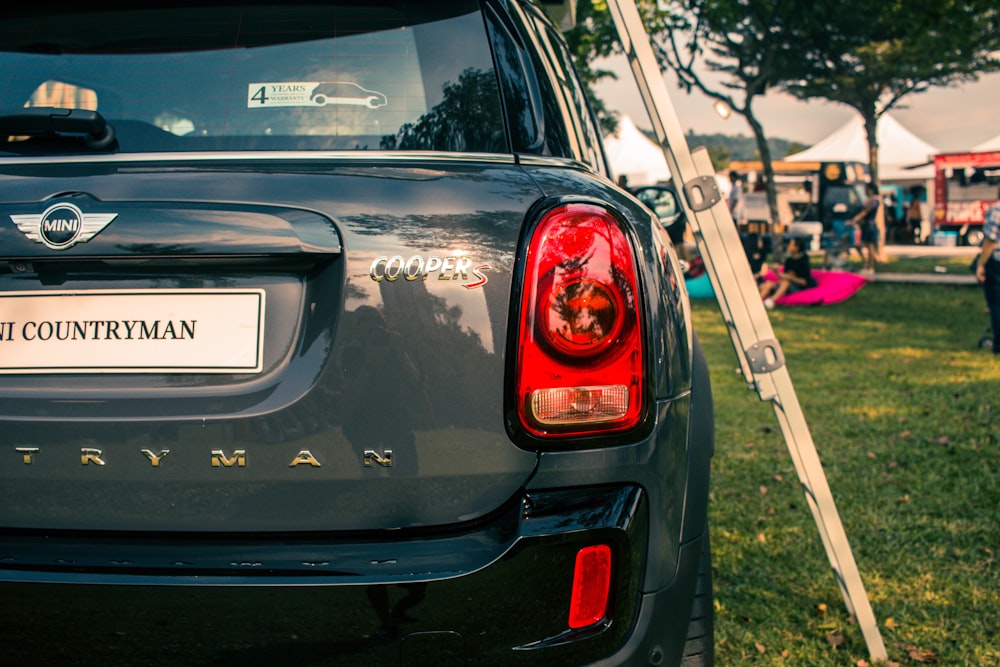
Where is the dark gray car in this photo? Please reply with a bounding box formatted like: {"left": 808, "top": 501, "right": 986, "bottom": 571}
{"left": 0, "top": 2, "right": 714, "bottom": 665}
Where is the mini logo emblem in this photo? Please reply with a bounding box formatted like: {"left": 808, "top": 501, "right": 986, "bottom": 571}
{"left": 10, "top": 203, "right": 117, "bottom": 250}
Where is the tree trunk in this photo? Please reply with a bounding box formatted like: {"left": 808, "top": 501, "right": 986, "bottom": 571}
{"left": 746, "top": 110, "right": 783, "bottom": 256}
{"left": 861, "top": 108, "right": 879, "bottom": 187}
{"left": 860, "top": 107, "right": 886, "bottom": 257}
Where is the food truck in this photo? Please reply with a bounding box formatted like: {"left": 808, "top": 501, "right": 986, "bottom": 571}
{"left": 932, "top": 150, "right": 1000, "bottom": 246}
{"left": 727, "top": 159, "right": 870, "bottom": 251}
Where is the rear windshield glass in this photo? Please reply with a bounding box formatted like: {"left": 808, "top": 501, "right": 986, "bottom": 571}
{"left": 0, "top": 2, "right": 505, "bottom": 155}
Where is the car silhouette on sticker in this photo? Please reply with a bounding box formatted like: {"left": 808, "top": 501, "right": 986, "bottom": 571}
{"left": 309, "top": 82, "right": 388, "bottom": 108}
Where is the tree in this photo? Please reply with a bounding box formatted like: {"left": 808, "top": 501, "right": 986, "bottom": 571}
{"left": 383, "top": 68, "right": 505, "bottom": 151}
{"left": 648, "top": 0, "right": 834, "bottom": 236}
{"left": 566, "top": 0, "right": 832, "bottom": 235}
{"left": 782, "top": 0, "right": 1000, "bottom": 186}
{"left": 564, "top": 0, "right": 675, "bottom": 135}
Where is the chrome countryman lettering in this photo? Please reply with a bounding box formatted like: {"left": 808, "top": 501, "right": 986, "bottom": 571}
{"left": 289, "top": 450, "right": 322, "bottom": 467}
{"left": 370, "top": 254, "right": 488, "bottom": 288}
{"left": 211, "top": 449, "right": 247, "bottom": 467}
{"left": 81, "top": 448, "right": 105, "bottom": 465}
{"left": 363, "top": 449, "right": 393, "bottom": 467}
{"left": 9, "top": 447, "right": 385, "bottom": 469}
{"left": 16, "top": 447, "right": 39, "bottom": 464}
{"left": 141, "top": 449, "right": 170, "bottom": 467}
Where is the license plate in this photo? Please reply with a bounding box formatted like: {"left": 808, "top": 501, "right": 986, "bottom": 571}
{"left": 0, "top": 289, "right": 265, "bottom": 374}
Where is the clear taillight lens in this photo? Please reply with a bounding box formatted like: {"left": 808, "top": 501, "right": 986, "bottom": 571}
{"left": 516, "top": 203, "right": 644, "bottom": 437}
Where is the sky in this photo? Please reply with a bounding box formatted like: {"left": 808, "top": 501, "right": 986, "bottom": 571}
{"left": 594, "top": 55, "right": 1000, "bottom": 154}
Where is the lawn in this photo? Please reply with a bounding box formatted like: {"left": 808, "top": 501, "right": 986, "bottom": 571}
{"left": 836, "top": 252, "right": 975, "bottom": 276}
{"left": 693, "top": 277, "right": 999, "bottom": 665}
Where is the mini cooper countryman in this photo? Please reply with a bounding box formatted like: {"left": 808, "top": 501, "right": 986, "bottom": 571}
{"left": 0, "top": 2, "right": 715, "bottom": 665}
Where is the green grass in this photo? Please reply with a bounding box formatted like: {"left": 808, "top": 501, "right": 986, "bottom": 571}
{"left": 809, "top": 251, "right": 975, "bottom": 276}
{"left": 694, "top": 280, "right": 999, "bottom": 665}
{"left": 872, "top": 255, "right": 973, "bottom": 275}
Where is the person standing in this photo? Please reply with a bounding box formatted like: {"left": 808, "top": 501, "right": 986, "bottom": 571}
{"left": 851, "top": 183, "right": 880, "bottom": 274}
{"left": 728, "top": 170, "right": 746, "bottom": 226}
{"left": 906, "top": 190, "right": 924, "bottom": 244}
{"left": 974, "top": 187, "right": 1000, "bottom": 355}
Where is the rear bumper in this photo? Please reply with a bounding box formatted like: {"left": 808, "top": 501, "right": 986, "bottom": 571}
{"left": 0, "top": 484, "right": 704, "bottom": 666}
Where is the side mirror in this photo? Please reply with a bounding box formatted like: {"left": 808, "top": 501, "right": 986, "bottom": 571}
{"left": 633, "top": 185, "right": 685, "bottom": 231}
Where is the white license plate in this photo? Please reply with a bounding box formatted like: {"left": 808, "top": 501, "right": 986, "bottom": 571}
{"left": 0, "top": 289, "right": 265, "bottom": 374}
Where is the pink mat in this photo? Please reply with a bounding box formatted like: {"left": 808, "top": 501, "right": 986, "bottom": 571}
{"left": 765, "top": 269, "right": 868, "bottom": 306}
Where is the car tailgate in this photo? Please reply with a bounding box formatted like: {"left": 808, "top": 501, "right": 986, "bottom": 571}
{"left": 0, "top": 157, "right": 539, "bottom": 533}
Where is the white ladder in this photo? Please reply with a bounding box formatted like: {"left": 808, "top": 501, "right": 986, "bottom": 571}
{"left": 603, "top": 1, "right": 888, "bottom": 660}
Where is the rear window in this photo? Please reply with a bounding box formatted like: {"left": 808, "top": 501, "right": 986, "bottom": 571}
{"left": 0, "top": 2, "right": 506, "bottom": 155}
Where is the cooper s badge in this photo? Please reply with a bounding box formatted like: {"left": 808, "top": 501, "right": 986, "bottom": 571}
{"left": 370, "top": 254, "right": 491, "bottom": 289}
{"left": 11, "top": 202, "right": 117, "bottom": 250}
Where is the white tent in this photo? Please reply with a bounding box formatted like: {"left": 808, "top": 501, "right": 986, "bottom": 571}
{"left": 972, "top": 133, "right": 1000, "bottom": 152}
{"left": 785, "top": 113, "right": 938, "bottom": 181}
{"left": 603, "top": 115, "right": 671, "bottom": 186}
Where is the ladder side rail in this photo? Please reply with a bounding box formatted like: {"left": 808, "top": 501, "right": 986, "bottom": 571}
{"left": 606, "top": 1, "right": 783, "bottom": 399}
{"left": 604, "top": 1, "right": 888, "bottom": 660}
{"left": 684, "top": 147, "right": 869, "bottom": 624}
{"left": 766, "top": 367, "right": 890, "bottom": 657}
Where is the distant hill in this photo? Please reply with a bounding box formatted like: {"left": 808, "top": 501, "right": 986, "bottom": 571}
{"left": 635, "top": 126, "right": 809, "bottom": 172}
{"left": 688, "top": 130, "right": 806, "bottom": 160}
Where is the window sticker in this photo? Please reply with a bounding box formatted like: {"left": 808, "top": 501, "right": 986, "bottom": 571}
{"left": 248, "top": 82, "right": 388, "bottom": 109}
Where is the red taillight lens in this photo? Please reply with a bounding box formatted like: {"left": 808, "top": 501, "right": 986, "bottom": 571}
{"left": 516, "top": 203, "right": 643, "bottom": 437}
{"left": 539, "top": 277, "right": 625, "bottom": 358}
{"left": 568, "top": 544, "right": 613, "bottom": 629}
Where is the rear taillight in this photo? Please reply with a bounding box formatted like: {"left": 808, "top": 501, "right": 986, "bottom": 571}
{"left": 516, "top": 203, "right": 644, "bottom": 437}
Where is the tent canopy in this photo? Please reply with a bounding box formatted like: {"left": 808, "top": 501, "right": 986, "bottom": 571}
{"left": 972, "top": 133, "right": 1000, "bottom": 152}
{"left": 785, "top": 113, "right": 937, "bottom": 181}
{"left": 603, "top": 115, "right": 671, "bottom": 186}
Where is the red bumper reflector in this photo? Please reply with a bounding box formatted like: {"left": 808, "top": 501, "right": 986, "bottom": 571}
{"left": 568, "top": 544, "right": 612, "bottom": 629}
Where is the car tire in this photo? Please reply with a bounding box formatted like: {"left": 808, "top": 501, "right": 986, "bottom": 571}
{"left": 680, "top": 528, "right": 715, "bottom": 666}
{"left": 965, "top": 228, "right": 985, "bottom": 247}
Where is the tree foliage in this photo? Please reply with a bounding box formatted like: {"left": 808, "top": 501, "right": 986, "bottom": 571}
{"left": 560, "top": 0, "right": 1000, "bottom": 236}
{"left": 562, "top": 0, "right": 825, "bottom": 231}
{"left": 384, "top": 68, "right": 505, "bottom": 152}
{"left": 782, "top": 0, "right": 1000, "bottom": 184}
{"left": 649, "top": 0, "right": 825, "bottom": 230}
{"left": 564, "top": 0, "right": 675, "bottom": 135}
